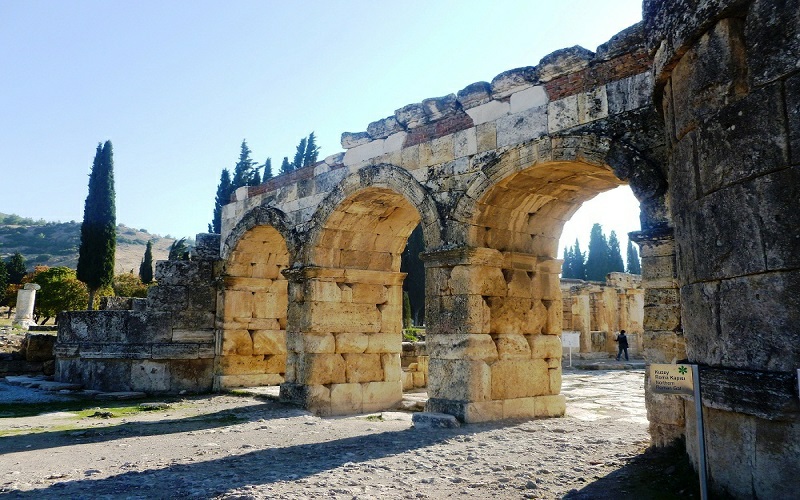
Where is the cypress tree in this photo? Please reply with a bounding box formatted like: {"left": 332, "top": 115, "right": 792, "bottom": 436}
{"left": 139, "top": 240, "right": 154, "bottom": 284}
{"left": 292, "top": 137, "right": 307, "bottom": 170}
{"left": 303, "top": 132, "right": 320, "bottom": 167}
{"left": 585, "top": 223, "right": 610, "bottom": 282}
{"left": 400, "top": 225, "right": 425, "bottom": 325}
{"left": 6, "top": 252, "right": 27, "bottom": 284}
{"left": 608, "top": 231, "right": 625, "bottom": 273}
{"left": 77, "top": 141, "right": 116, "bottom": 310}
{"left": 249, "top": 169, "right": 261, "bottom": 186}
{"left": 0, "top": 261, "right": 7, "bottom": 300}
{"left": 562, "top": 247, "right": 572, "bottom": 278}
{"left": 280, "top": 157, "right": 292, "bottom": 175}
{"left": 262, "top": 158, "right": 273, "bottom": 180}
{"left": 209, "top": 168, "right": 232, "bottom": 234}
{"left": 231, "top": 139, "right": 257, "bottom": 189}
{"left": 571, "top": 239, "right": 586, "bottom": 280}
{"left": 627, "top": 240, "right": 641, "bottom": 274}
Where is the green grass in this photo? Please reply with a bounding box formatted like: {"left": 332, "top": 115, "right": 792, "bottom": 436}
{"left": 0, "top": 398, "right": 176, "bottom": 419}
{"left": 364, "top": 414, "right": 384, "bottom": 422}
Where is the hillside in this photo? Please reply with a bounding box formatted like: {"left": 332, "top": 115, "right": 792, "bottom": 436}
{"left": 0, "top": 214, "right": 182, "bottom": 274}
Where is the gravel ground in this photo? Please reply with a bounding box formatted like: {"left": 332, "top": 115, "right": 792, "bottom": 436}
{"left": 0, "top": 369, "right": 699, "bottom": 499}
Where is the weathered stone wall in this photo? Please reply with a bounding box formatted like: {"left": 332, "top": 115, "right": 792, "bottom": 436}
{"left": 55, "top": 234, "right": 220, "bottom": 393}
{"left": 401, "top": 341, "right": 428, "bottom": 390}
{"left": 646, "top": 0, "right": 800, "bottom": 496}
{"left": 561, "top": 272, "right": 644, "bottom": 358}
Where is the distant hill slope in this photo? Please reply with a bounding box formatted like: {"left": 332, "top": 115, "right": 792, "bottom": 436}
{"left": 0, "top": 213, "right": 180, "bottom": 275}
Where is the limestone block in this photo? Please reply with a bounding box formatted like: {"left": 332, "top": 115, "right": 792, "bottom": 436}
{"left": 309, "top": 302, "right": 381, "bottom": 333}
{"left": 400, "top": 144, "right": 421, "bottom": 171}
{"left": 577, "top": 87, "right": 608, "bottom": 124}
{"left": 366, "top": 332, "right": 401, "bottom": 353}
{"left": 549, "top": 368, "right": 562, "bottom": 393}
{"left": 330, "top": 383, "right": 363, "bottom": 414}
{"left": 308, "top": 280, "right": 342, "bottom": 302}
{"left": 222, "top": 329, "right": 253, "bottom": 356}
{"left": 262, "top": 354, "right": 286, "bottom": 374}
{"left": 340, "top": 249, "right": 374, "bottom": 269}
{"left": 462, "top": 400, "right": 504, "bottom": 423}
{"left": 367, "top": 115, "right": 402, "bottom": 139}
{"left": 381, "top": 353, "right": 401, "bottom": 382}
{"left": 395, "top": 102, "right": 428, "bottom": 129}
{"left": 427, "top": 333, "right": 498, "bottom": 362}
{"left": 434, "top": 294, "right": 491, "bottom": 335}
{"left": 448, "top": 265, "right": 506, "bottom": 297}
{"left": 383, "top": 131, "right": 407, "bottom": 154}
{"left": 341, "top": 131, "right": 371, "bottom": 149}
{"left": 695, "top": 84, "right": 787, "bottom": 195}
{"left": 351, "top": 283, "right": 387, "bottom": 304}
{"left": 607, "top": 72, "right": 653, "bottom": 114}
{"left": 456, "top": 81, "right": 492, "bottom": 109}
{"left": 547, "top": 95, "right": 579, "bottom": 133}
{"left": 496, "top": 105, "right": 548, "bottom": 148}
{"left": 492, "top": 333, "right": 532, "bottom": 360}
{"left": 152, "top": 344, "right": 200, "bottom": 360}
{"left": 131, "top": 360, "right": 170, "bottom": 392}
{"left": 343, "top": 139, "right": 385, "bottom": 167}
{"left": 465, "top": 100, "right": 510, "bottom": 126}
{"left": 509, "top": 86, "right": 548, "bottom": 114}
{"left": 252, "top": 330, "right": 287, "bottom": 355}
{"left": 413, "top": 371, "right": 426, "bottom": 387}
{"left": 362, "top": 380, "right": 403, "bottom": 412}
{"left": 490, "top": 66, "right": 538, "bottom": 99}
{"left": 429, "top": 135, "right": 455, "bottom": 165}
{"left": 538, "top": 46, "right": 592, "bottom": 81}
{"left": 299, "top": 353, "right": 346, "bottom": 385}
{"left": 476, "top": 122, "right": 497, "bottom": 153}
{"left": 422, "top": 94, "right": 458, "bottom": 121}
{"left": 334, "top": 332, "right": 369, "bottom": 353}
{"left": 527, "top": 300, "right": 548, "bottom": 335}
{"left": 544, "top": 300, "right": 563, "bottom": 335}
{"left": 428, "top": 358, "right": 491, "bottom": 401}
{"left": 528, "top": 334, "right": 562, "bottom": 359}
{"left": 534, "top": 394, "right": 566, "bottom": 417}
{"left": 220, "top": 354, "right": 267, "bottom": 374}
{"left": 452, "top": 127, "right": 478, "bottom": 159}
{"left": 502, "top": 397, "right": 537, "bottom": 419}
{"left": 504, "top": 269, "right": 533, "bottom": 298}
{"left": 218, "top": 373, "right": 284, "bottom": 388}
{"left": 223, "top": 290, "right": 254, "bottom": 320}
{"left": 402, "top": 371, "right": 414, "bottom": 391}
{"left": 490, "top": 359, "right": 549, "bottom": 399}
{"left": 486, "top": 296, "right": 531, "bottom": 335}
{"left": 170, "top": 359, "right": 214, "bottom": 393}
{"left": 343, "top": 353, "right": 384, "bottom": 383}
{"left": 253, "top": 292, "right": 287, "bottom": 319}
{"left": 298, "top": 332, "right": 336, "bottom": 354}
{"left": 172, "top": 329, "right": 215, "bottom": 343}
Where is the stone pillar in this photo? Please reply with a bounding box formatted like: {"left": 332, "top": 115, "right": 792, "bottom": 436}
{"left": 647, "top": 2, "right": 800, "bottom": 495}
{"left": 421, "top": 247, "right": 565, "bottom": 423}
{"left": 630, "top": 228, "right": 685, "bottom": 446}
{"left": 12, "top": 283, "right": 41, "bottom": 329}
{"left": 279, "top": 266, "right": 404, "bottom": 416}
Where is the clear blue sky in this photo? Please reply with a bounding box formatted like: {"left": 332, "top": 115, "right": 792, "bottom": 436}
{"left": 0, "top": 0, "right": 643, "bottom": 255}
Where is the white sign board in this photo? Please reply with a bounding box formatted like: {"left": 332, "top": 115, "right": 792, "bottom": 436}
{"left": 650, "top": 363, "right": 694, "bottom": 396}
{"left": 561, "top": 331, "right": 580, "bottom": 349}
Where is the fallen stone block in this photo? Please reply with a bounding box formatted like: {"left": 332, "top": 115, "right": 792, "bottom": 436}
{"left": 412, "top": 412, "right": 460, "bottom": 429}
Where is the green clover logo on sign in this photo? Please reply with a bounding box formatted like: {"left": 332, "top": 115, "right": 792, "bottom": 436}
{"left": 678, "top": 365, "right": 688, "bottom": 375}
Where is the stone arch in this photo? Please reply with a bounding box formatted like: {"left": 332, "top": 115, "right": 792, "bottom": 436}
{"left": 279, "top": 165, "right": 442, "bottom": 415}
{"left": 216, "top": 205, "right": 292, "bottom": 390}
{"left": 302, "top": 164, "right": 442, "bottom": 263}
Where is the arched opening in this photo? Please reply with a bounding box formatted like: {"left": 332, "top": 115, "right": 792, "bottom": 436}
{"left": 282, "top": 186, "right": 425, "bottom": 415}
{"left": 217, "top": 225, "right": 289, "bottom": 389}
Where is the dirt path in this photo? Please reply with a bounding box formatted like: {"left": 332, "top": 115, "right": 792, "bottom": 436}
{"left": 0, "top": 369, "right": 699, "bottom": 499}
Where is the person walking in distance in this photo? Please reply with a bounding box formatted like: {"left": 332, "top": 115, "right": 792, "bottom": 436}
{"left": 615, "top": 330, "right": 629, "bottom": 361}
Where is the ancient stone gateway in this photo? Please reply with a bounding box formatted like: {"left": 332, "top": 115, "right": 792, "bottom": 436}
{"left": 215, "top": 26, "right": 669, "bottom": 421}
{"left": 54, "top": 1, "right": 800, "bottom": 496}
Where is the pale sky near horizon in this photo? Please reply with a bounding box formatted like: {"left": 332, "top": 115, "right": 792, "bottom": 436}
{"left": 0, "top": 0, "right": 644, "bottom": 259}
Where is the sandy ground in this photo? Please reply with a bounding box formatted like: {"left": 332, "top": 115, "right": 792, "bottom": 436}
{"left": 0, "top": 368, "right": 699, "bottom": 499}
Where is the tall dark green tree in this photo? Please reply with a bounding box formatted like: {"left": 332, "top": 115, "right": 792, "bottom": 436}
{"left": 585, "top": 223, "right": 610, "bottom": 282}
{"left": 280, "top": 156, "right": 292, "bottom": 175}
{"left": 249, "top": 168, "right": 261, "bottom": 186}
{"left": 0, "top": 260, "right": 7, "bottom": 300}
{"left": 209, "top": 168, "right": 232, "bottom": 234}
{"left": 400, "top": 225, "right": 425, "bottom": 325}
{"left": 607, "top": 231, "right": 625, "bottom": 273}
{"left": 231, "top": 139, "right": 257, "bottom": 190}
{"left": 77, "top": 141, "right": 116, "bottom": 310}
{"left": 292, "top": 137, "right": 307, "bottom": 170}
{"left": 6, "top": 252, "right": 27, "bottom": 284}
{"left": 626, "top": 240, "right": 641, "bottom": 274}
{"left": 562, "top": 239, "right": 586, "bottom": 280}
{"left": 303, "top": 132, "right": 320, "bottom": 167}
{"left": 262, "top": 158, "right": 273, "bottom": 180}
{"left": 139, "top": 240, "right": 154, "bottom": 284}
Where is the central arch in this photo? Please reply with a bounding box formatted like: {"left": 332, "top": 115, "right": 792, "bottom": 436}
{"left": 280, "top": 165, "right": 441, "bottom": 415}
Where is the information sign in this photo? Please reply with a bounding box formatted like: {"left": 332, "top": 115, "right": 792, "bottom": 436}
{"left": 650, "top": 363, "right": 694, "bottom": 396}
{"left": 561, "top": 331, "right": 580, "bottom": 349}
